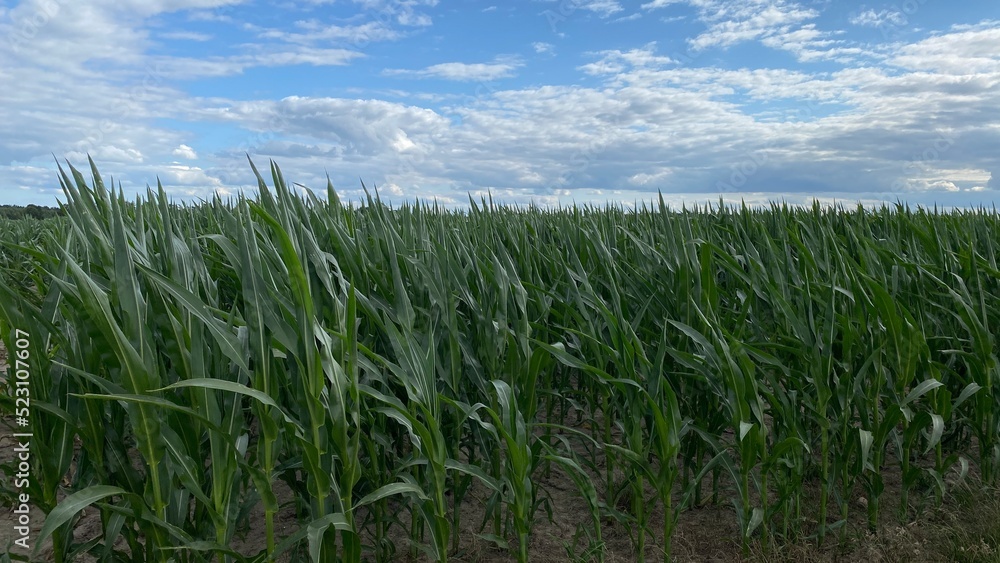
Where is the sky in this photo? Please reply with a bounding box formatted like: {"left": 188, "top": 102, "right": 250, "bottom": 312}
{"left": 1, "top": 0, "right": 999, "bottom": 208}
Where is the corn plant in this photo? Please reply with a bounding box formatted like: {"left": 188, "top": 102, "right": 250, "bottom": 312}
{"left": 6, "top": 160, "right": 1000, "bottom": 563}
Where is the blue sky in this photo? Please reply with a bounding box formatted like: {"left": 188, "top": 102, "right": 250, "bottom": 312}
{"left": 1, "top": 0, "right": 999, "bottom": 208}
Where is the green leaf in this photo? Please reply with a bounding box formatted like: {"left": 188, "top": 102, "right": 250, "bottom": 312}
{"left": 34, "top": 486, "right": 129, "bottom": 557}
{"left": 903, "top": 379, "right": 943, "bottom": 406}
{"left": 307, "top": 513, "right": 352, "bottom": 563}
{"left": 354, "top": 482, "right": 428, "bottom": 509}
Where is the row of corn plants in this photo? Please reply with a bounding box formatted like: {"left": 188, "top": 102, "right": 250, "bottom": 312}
{"left": 2, "top": 159, "right": 1000, "bottom": 562}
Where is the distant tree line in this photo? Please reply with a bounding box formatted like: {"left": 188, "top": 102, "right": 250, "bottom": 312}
{"left": 0, "top": 204, "right": 64, "bottom": 220}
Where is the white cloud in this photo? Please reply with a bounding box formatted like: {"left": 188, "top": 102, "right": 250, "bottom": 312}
{"left": 158, "top": 30, "right": 213, "bottom": 41}
{"left": 536, "top": 0, "right": 622, "bottom": 19}
{"left": 204, "top": 96, "right": 451, "bottom": 156}
{"left": 1, "top": 0, "right": 999, "bottom": 210}
{"left": 257, "top": 20, "right": 403, "bottom": 45}
{"left": 0, "top": 0, "right": 386, "bottom": 201}
{"left": 391, "top": 131, "right": 417, "bottom": 152}
{"left": 161, "top": 164, "right": 223, "bottom": 187}
{"left": 613, "top": 13, "right": 643, "bottom": 23}
{"left": 66, "top": 145, "right": 145, "bottom": 164}
{"left": 638, "top": 0, "right": 857, "bottom": 62}
{"left": 173, "top": 144, "right": 198, "bottom": 159}
{"left": 629, "top": 169, "right": 673, "bottom": 186}
{"left": 383, "top": 182, "right": 405, "bottom": 195}
{"left": 890, "top": 27, "right": 1000, "bottom": 74}
{"left": 252, "top": 47, "right": 364, "bottom": 66}
{"left": 687, "top": 2, "right": 820, "bottom": 51}
{"left": 579, "top": 43, "right": 676, "bottom": 75}
{"left": 641, "top": 0, "right": 681, "bottom": 10}
{"left": 532, "top": 41, "right": 554, "bottom": 54}
{"left": 384, "top": 57, "right": 523, "bottom": 81}
{"left": 152, "top": 49, "right": 365, "bottom": 79}
{"left": 349, "top": 0, "right": 438, "bottom": 27}
{"left": 397, "top": 10, "right": 432, "bottom": 26}
{"left": 849, "top": 9, "right": 907, "bottom": 28}
{"left": 578, "top": 1, "right": 624, "bottom": 17}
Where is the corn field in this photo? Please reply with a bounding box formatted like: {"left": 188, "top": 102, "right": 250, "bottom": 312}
{"left": 2, "top": 159, "right": 1000, "bottom": 562}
